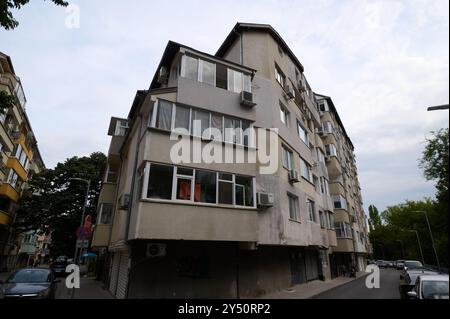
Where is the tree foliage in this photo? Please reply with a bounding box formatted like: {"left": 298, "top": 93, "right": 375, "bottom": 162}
{"left": 0, "top": 90, "right": 16, "bottom": 114}
{"left": 368, "top": 205, "right": 381, "bottom": 230}
{"left": 0, "top": 0, "right": 68, "bottom": 30}
{"left": 15, "top": 152, "right": 106, "bottom": 257}
{"left": 420, "top": 128, "right": 449, "bottom": 202}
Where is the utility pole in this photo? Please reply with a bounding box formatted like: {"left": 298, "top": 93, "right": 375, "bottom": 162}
{"left": 412, "top": 211, "right": 441, "bottom": 271}
{"left": 407, "top": 229, "right": 424, "bottom": 265}
{"left": 70, "top": 178, "right": 91, "bottom": 265}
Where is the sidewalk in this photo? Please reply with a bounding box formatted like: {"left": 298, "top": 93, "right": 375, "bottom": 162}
{"left": 57, "top": 276, "right": 114, "bottom": 299}
{"left": 260, "top": 271, "right": 368, "bottom": 299}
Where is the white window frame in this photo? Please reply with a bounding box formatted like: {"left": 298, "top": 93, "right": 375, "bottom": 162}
{"left": 297, "top": 121, "right": 309, "bottom": 146}
{"left": 142, "top": 162, "right": 256, "bottom": 209}
{"left": 282, "top": 146, "right": 294, "bottom": 171}
{"left": 288, "top": 192, "right": 300, "bottom": 222}
{"left": 198, "top": 59, "right": 216, "bottom": 86}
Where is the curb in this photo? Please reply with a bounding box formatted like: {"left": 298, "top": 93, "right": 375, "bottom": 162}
{"left": 308, "top": 273, "right": 370, "bottom": 299}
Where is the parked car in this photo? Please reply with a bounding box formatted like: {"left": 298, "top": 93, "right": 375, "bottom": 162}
{"left": 407, "top": 274, "right": 449, "bottom": 299}
{"left": 50, "top": 258, "right": 69, "bottom": 277}
{"left": 403, "top": 260, "right": 424, "bottom": 271}
{"left": 387, "top": 261, "right": 394, "bottom": 268}
{"left": 396, "top": 260, "right": 405, "bottom": 270}
{"left": 0, "top": 268, "right": 60, "bottom": 299}
{"left": 399, "top": 268, "right": 439, "bottom": 299}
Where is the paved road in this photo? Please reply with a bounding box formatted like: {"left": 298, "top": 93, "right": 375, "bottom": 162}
{"left": 313, "top": 268, "right": 401, "bottom": 299}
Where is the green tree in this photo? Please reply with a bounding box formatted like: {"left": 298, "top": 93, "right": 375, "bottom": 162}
{"left": 15, "top": 152, "right": 106, "bottom": 257}
{"left": 420, "top": 128, "right": 449, "bottom": 203}
{"left": 0, "top": 90, "right": 16, "bottom": 115}
{"left": 368, "top": 205, "right": 381, "bottom": 230}
{"left": 0, "top": 0, "right": 68, "bottom": 30}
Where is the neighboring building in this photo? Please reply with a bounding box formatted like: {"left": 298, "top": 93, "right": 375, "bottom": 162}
{"left": 91, "top": 22, "right": 369, "bottom": 298}
{"left": 0, "top": 52, "right": 45, "bottom": 271}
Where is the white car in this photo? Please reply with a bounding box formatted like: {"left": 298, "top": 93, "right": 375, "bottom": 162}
{"left": 407, "top": 274, "right": 449, "bottom": 299}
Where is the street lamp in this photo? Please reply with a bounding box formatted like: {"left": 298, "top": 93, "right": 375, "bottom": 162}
{"left": 405, "top": 229, "right": 425, "bottom": 265}
{"left": 69, "top": 177, "right": 91, "bottom": 265}
{"left": 412, "top": 210, "right": 440, "bottom": 271}
{"left": 427, "top": 104, "right": 449, "bottom": 111}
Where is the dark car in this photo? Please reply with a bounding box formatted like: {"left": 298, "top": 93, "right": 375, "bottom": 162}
{"left": 50, "top": 259, "right": 69, "bottom": 277}
{"left": 0, "top": 268, "right": 60, "bottom": 299}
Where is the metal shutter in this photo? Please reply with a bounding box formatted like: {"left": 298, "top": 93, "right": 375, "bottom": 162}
{"left": 305, "top": 249, "right": 319, "bottom": 281}
{"left": 116, "top": 252, "right": 130, "bottom": 299}
{"left": 109, "top": 253, "right": 120, "bottom": 295}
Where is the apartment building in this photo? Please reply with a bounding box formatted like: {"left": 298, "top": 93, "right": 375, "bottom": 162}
{"left": 0, "top": 52, "right": 45, "bottom": 271}
{"left": 91, "top": 23, "right": 369, "bottom": 298}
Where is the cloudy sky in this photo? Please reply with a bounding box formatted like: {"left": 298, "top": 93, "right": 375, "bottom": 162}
{"left": 0, "top": 0, "right": 448, "bottom": 211}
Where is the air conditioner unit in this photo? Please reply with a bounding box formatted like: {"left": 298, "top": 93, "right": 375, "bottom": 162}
{"left": 257, "top": 192, "right": 274, "bottom": 207}
{"left": 146, "top": 243, "right": 166, "bottom": 258}
{"left": 157, "top": 66, "right": 168, "bottom": 84}
{"left": 288, "top": 170, "right": 300, "bottom": 183}
{"left": 119, "top": 194, "right": 130, "bottom": 210}
{"left": 284, "top": 85, "right": 295, "bottom": 99}
{"left": 240, "top": 91, "right": 256, "bottom": 107}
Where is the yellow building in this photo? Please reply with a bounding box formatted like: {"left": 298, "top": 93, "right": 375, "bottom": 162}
{"left": 0, "top": 52, "right": 45, "bottom": 271}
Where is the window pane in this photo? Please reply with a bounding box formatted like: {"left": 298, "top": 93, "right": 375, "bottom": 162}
{"left": 199, "top": 60, "right": 216, "bottom": 86}
{"left": 176, "top": 178, "right": 192, "bottom": 200}
{"left": 211, "top": 114, "right": 223, "bottom": 140}
{"left": 224, "top": 117, "right": 234, "bottom": 143}
{"left": 233, "top": 119, "right": 242, "bottom": 144}
{"left": 236, "top": 175, "right": 253, "bottom": 207}
{"left": 227, "top": 69, "right": 242, "bottom": 93}
{"left": 100, "top": 204, "right": 113, "bottom": 224}
{"left": 298, "top": 123, "right": 308, "bottom": 144}
{"left": 243, "top": 74, "right": 251, "bottom": 93}
{"left": 177, "top": 167, "right": 193, "bottom": 176}
{"left": 181, "top": 55, "right": 198, "bottom": 81}
{"left": 219, "top": 173, "right": 232, "bottom": 181}
{"left": 175, "top": 105, "right": 190, "bottom": 132}
{"left": 242, "top": 121, "right": 250, "bottom": 146}
{"left": 218, "top": 181, "right": 233, "bottom": 204}
{"left": 192, "top": 110, "right": 210, "bottom": 137}
{"left": 148, "top": 164, "right": 173, "bottom": 199}
{"left": 235, "top": 184, "right": 244, "bottom": 206}
{"left": 288, "top": 195, "right": 298, "bottom": 220}
{"left": 156, "top": 100, "right": 173, "bottom": 130}
{"left": 194, "top": 170, "right": 216, "bottom": 203}
{"left": 280, "top": 108, "right": 286, "bottom": 124}
{"left": 216, "top": 64, "right": 228, "bottom": 89}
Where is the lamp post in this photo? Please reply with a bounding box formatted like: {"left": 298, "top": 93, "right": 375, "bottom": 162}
{"left": 427, "top": 104, "right": 449, "bottom": 111}
{"left": 405, "top": 229, "right": 425, "bottom": 265}
{"left": 69, "top": 178, "right": 91, "bottom": 265}
{"left": 412, "top": 210, "right": 440, "bottom": 271}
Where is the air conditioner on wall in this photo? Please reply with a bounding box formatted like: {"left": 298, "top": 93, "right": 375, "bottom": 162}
{"left": 288, "top": 170, "right": 300, "bottom": 183}
{"left": 119, "top": 194, "right": 130, "bottom": 210}
{"left": 284, "top": 85, "right": 295, "bottom": 100}
{"left": 240, "top": 91, "right": 256, "bottom": 107}
{"left": 146, "top": 243, "right": 166, "bottom": 258}
{"left": 257, "top": 192, "right": 274, "bottom": 207}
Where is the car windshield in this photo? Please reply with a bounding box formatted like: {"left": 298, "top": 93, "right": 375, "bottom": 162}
{"left": 405, "top": 261, "right": 423, "bottom": 269}
{"left": 6, "top": 269, "right": 51, "bottom": 283}
{"left": 422, "top": 281, "right": 449, "bottom": 299}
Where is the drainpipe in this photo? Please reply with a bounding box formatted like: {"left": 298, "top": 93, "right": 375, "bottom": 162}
{"left": 232, "top": 28, "right": 243, "bottom": 65}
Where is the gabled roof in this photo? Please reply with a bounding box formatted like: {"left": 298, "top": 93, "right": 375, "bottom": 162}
{"left": 314, "top": 93, "right": 354, "bottom": 149}
{"left": 215, "top": 22, "right": 305, "bottom": 73}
